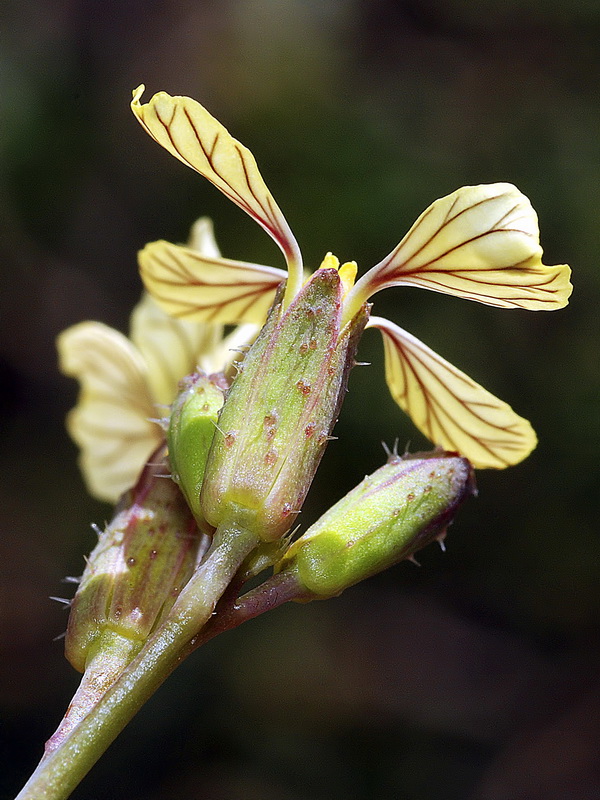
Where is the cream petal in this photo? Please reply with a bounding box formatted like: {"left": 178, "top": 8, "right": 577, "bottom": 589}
{"left": 369, "top": 316, "right": 537, "bottom": 468}
{"left": 129, "top": 293, "right": 224, "bottom": 405}
{"left": 131, "top": 86, "right": 303, "bottom": 300}
{"left": 57, "top": 322, "right": 162, "bottom": 501}
{"left": 186, "top": 216, "right": 221, "bottom": 257}
{"left": 345, "top": 184, "right": 572, "bottom": 318}
{"left": 138, "top": 238, "right": 286, "bottom": 325}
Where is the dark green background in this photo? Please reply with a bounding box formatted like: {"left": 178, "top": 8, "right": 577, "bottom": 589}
{"left": 1, "top": 2, "right": 598, "bottom": 798}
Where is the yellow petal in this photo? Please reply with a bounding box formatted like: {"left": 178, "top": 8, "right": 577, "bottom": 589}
{"left": 138, "top": 238, "right": 286, "bottom": 325}
{"left": 346, "top": 184, "right": 572, "bottom": 316}
{"left": 317, "top": 253, "right": 357, "bottom": 299}
{"left": 57, "top": 322, "right": 162, "bottom": 502}
{"left": 129, "top": 293, "right": 224, "bottom": 405}
{"left": 369, "top": 316, "right": 537, "bottom": 468}
{"left": 131, "top": 86, "right": 303, "bottom": 300}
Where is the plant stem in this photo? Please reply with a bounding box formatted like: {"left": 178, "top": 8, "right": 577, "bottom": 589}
{"left": 189, "top": 568, "right": 309, "bottom": 651}
{"left": 16, "top": 522, "right": 258, "bottom": 800}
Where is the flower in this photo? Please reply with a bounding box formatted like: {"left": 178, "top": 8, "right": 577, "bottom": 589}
{"left": 57, "top": 218, "right": 257, "bottom": 502}
{"left": 131, "top": 86, "right": 572, "bottom": 469}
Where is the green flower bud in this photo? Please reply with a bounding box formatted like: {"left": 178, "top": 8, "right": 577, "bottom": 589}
{"left": 65, "top": 449, "right": 204, "bottom": 673}
{"left": 276, "top": 452, "right": 474, "bottom": 599}
{"left": 200, "top": 269, "right": 369, "bottom": 542}
{"left": 167, "top": 371, "right": 226, "bottom": 531}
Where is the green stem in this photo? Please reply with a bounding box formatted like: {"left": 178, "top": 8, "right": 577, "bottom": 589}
{"left": 16, "top": 522, "right": 258, "bottom": 800}
{"left": 44, "top": 632, "right": 142, "bottom": 756}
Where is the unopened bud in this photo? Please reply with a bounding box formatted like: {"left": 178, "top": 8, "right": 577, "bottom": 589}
{"left": 167, "top": 371, "right": 226, "bottom": 531}
{"left": 200, "top": 270, "right": 369, "bottom": 541}
{"left": 276, "top": 452, "right": 474, "bottom": 599}
{"left": 65, "top": 449, "right": 204, "bottom": 673}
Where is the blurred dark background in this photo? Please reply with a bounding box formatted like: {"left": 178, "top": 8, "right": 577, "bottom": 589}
{"left": 1, "top": 1, "right": 599, "bottom": 798}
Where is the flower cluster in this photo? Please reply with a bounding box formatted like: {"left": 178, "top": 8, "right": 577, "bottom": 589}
{"left": 19, "top": 86, "right": 573, "bottom": 800}
{"left": 131, "top": 86, "right": 572, "bottom": 471}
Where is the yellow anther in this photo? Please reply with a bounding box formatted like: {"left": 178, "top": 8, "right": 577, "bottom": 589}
{"left": 316, "top": 253, "right": 357, "bottom": 299}
{"left": 319, "top": 252, "right": 340, "bottom": 271}
{"left": 338, "top": 261, "right": 358, "bottom": 299}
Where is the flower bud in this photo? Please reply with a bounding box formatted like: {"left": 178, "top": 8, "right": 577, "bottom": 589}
{"left": 167, "top": 371, "right": 226, "bottom": 531}
{"left": 200, "top": 269, "right": 369, "bottom": 541}
{"left": 276, "top": 452, "right": 474, "bottom": 598}
{"left": 65, "top": 449, "right": 204, "bottom": 673}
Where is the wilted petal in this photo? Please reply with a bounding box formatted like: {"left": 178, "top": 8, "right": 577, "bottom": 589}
{"left": 370, "top": 316, "right": 537, "bottom": 468}
{"left": 57, "top": 322, "right": 162, "bottom": 501}
{"left": 131, "top": 86, "right": 303, "bottom": 298}
{"left": 130, "top": 293, "right": 224, "bottom": 405}
{"left": 346, "top": 184, "right": 572, "bottom": 316}
{"left": 138, "top": 239, "right": 286, "bottom": 324}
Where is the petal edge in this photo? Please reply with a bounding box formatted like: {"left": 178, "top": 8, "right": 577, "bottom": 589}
{"left": 57, "top": 322, "right": 162, "bottom": 501}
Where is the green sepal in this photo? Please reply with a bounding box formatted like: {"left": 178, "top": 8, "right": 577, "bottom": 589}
{"left": 201, "top": 271, "right": 370, "bottom": 541}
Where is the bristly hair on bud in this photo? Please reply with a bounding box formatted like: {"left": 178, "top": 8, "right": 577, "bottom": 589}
{"left": 44, "top": 447, "right": 206, "bottom": 755}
